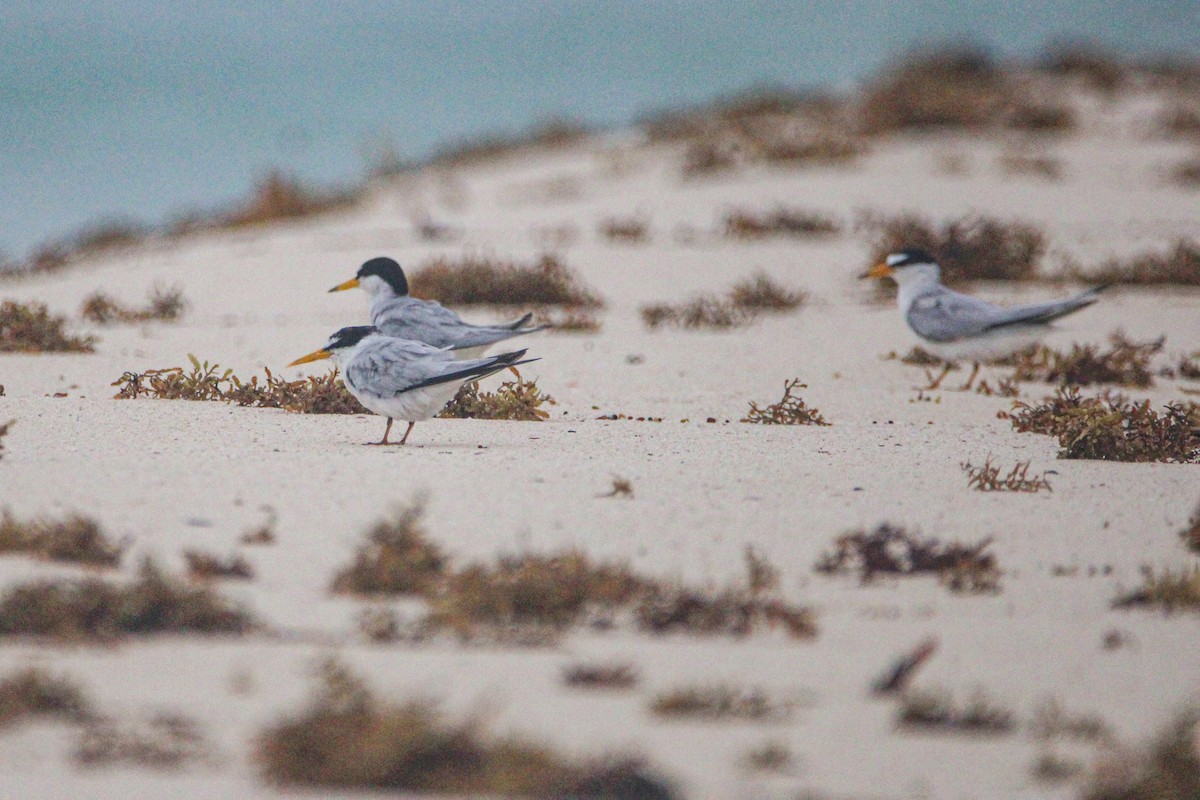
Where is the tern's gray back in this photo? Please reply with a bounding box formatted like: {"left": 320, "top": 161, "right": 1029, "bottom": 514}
{"left": 371, "top": 295, "right": 532, "bottom": 350}
{"left": 904, "top": 286, "right": 1004, "bottom": 342}
{"left": 344, "top": 337, "right": 454, "bottom": 398}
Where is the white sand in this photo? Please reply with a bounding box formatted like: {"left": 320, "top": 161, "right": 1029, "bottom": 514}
{"left": 1, "top": 91, "right": 1199, "bottom": 799}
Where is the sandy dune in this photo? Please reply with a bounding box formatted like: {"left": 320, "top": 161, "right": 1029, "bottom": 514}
{"left": 1, "top": 92, "right": 1198, "bottom": 799}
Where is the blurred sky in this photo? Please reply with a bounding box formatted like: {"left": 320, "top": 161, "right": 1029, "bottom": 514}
{"left": 2, "top": 1, "right": 1198, "bottom": 258}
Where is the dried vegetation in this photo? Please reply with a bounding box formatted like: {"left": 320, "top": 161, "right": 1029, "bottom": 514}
{"left": 0, "top": 300, "right": 96, "bottom": 353}
{"left": 649, "top": 684, "right": 794, "bottom": 722}
{"left": 861, "top": 212, "right": 1046, "bottom": 284}
{"left": 257, "top": 659, "right": 676, "bottom": 796}
{"left": 598, "top": 215, "right": 650, "bottom": 243}
{"left": 1112, "top": 565, "right": 1200, "bottom": 612}
{"left": 0, "top": 668, "right": 93, "bottom": 728}
{"left": 641, "top": 273, "right": 806, "bottom": 330}
{"left": 1080, "top": 710, "right": 1200, "bottom": 800}
{"left": 1006, "top": 388, "right": 1200, "bottom": 462}
{"left": 76, "top": 713, "right": 210, "bottom": 769}
{"left": 437, "top": 378, "right": 556, "bottom": 421}
{"left": 184, "top": 550, "right": 254, "bottom": 581}
{"left": 815, "top": 524, "right": 1001, "bottom": 593}
{"left": 409, "top": 253, "right": 602, "bottom": 307}
{"left": 742, "top": 379, "right": 829, "bottom": 425}
{"left": 640, "top": 87, "right": 864, "bottom": 177}
{"left": 113, "top": 355, "right": 368, "bottom": 414}
{"left": 332, "top": 504, "right": 815, "bottom": 643}
{"left": 1005, "top": 333, "right": 1161, "bottom": 388}
{"left": 1065, "top": 239, "right": 1200, "bottom": 286}
{"left": 0, "top": 510, "right": 123, "bottom": 567}
{"left": 0, "top": 558, "right": 254, "bottom": 641}
{"left": 896, "top": 687, "right": 1015, "bottom": 735}
{"left": 80, "top": 285, "right": 186, "bottom": 324}
{"left": 562, "top": 663, "right": 639, "bottom": 691}
{"left": 961, "top": 458, "right": 1053, "bottom": 493}
{"left": 722, "top": 207, "right": 840, "bottom": 239}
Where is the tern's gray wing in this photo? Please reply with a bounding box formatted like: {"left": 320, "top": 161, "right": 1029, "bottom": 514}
{"left": 978, "top": 288, "right": 1103, "bottom": 330}
{"left": 374, "top": 298, "right": 545, "bottom": 350}
{"left": 344, "top": 338, "right": 456, "bottom": 399}
{"left": 905, "top": 287, "right": 1005, "bottom": 342}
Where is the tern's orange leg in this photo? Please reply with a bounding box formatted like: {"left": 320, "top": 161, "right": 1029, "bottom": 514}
{"left": 367, "top": 417, "right": 394, "bottom": 445}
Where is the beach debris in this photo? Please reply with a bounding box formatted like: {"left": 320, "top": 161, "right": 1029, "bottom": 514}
{"left": 596, "top": 477, "right": 634, "bottom": 499}
{"left": 872, "top": 637, "right": 939, "bottom": 695}
{"left": 742, "top": 378, "right": 830, "bottom": 425}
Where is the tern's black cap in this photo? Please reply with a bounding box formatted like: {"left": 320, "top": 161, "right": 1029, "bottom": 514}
{"left": 356, "top": 257, "right": 409, "bottom": 296}
{"left": 887, "top": 248, "right": 938, "bottom": 268}
{"left": 326, "top": 325, "right": 377, "bottom": 351}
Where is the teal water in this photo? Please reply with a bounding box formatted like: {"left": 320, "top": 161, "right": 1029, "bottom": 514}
{"left": 2, "top": 1, "right": 1198, "bottom": 258}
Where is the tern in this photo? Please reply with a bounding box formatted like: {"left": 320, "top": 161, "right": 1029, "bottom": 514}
{"left": 328, "top": 257, "right": 545, "bottom": 358}
{"left": 288, "top": 326, "right": 536, "bottom": 445}
{"left": 862, "top": 248, "right": 1104, "bottom": 389}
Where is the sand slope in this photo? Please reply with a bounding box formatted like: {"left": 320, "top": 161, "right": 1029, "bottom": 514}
{"left": 1, "top": 95, "right": 1199, "bottom": 799}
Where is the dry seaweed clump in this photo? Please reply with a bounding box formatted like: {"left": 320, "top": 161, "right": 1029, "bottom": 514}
{"left": 197, "top": 169, "right": 358, "bottom": 231}
{"left": 0, "top": 510, "right": 123, "bottom": 567}
{"left": 113, "top": 355, "right": 368, "bottom": 414}
{"left": 961, "top": 458, "right": 1052, "bottom": 493}
{"left": 409, "top": 253, "right": 602, "bottom": 307}
{"left": 722, "top": 207, "right": 840, "bottom": 239}
{"left": 598, "top": 215, "right": 650, "bottom": 243}
{"left": 742, "top": 379, "right": 829, "bottom": 425}
{"left": 642, "top": 273, "right": 807, "bottom": 330}
{"left": 632, "top": 548, "right": 817, "bottom": 639}
{"left": 0, "top": 300, "right": 96, "bottom": 353}
{"left": 332, "top": 505, "right": 815, "bottom": 643}
{"left": 861, "top": 212, "right": 1047, "bottom": 284}
{"left": 1112, "top": 565, "right": 1200, "bottom": 613}
{"left": 562, "top": 663, "right": 639, "bottom": 691}
{"left": 257, "top": 659, "right": 677, "bottom": 797}
{"left": 0, "top": 558, "right": 254, "bottom": 641}
{"left": 437, "top": 378, "right": 556, "bottom": 421}
{"left": 896, "top": 687, "right": 1015, "bottom": 735}
{"left": 427, "top": 552, "right": 647, "bottom": 639}
{"left": 649, "top": 684, "right": 793, "bottom": 722}
{"left": 640, "top": 297, "right": 755, "bottom": 330}
{"left": 75, "top": 713, "right": 209, "bottom": 769}
{"left": 1080, "top": 710, "right": 1200, "bottom": 800}
{"left": 1066, "top": 239, "right": 1200, "bottom": 286}
{"left": 860, "top": 44, "right": 1013, "bottom": 133}
{"left": 1006, "top": 333, "right": 1161, "bottom": 388}
{"left": 0, "top": 668, "right": 93, "bottom": 728}
{"left": 1006, "top": 388, "right": 1200, "bottom": 462}
{"left": 815, "top": 524, "right": 1001, "bottom": 593}
{"left": 1182, "top": 504, "right": 1200, "bottom": 555}
{"left": 728, "top": 273, "right": 808, "bottom": 311}
{"left": 184, "top": 550, "right": 254, "bottom": 581}
{"left": 330, "top": 502, "right": 448, "bottom": 596}
{"left": 80, "top": 285, "right": 186, "bottom": 324}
